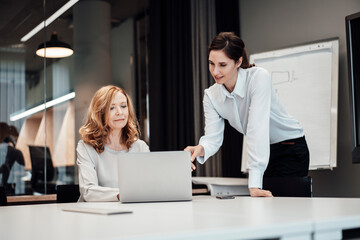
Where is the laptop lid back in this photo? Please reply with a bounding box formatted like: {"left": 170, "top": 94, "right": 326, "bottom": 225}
{"left": 118, "top": 151, "right": 192, "bottom": 203}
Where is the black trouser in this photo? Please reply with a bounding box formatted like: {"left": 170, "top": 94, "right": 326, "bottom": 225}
{"left": 264, "top": 136, "right": 309, "bottom": 177}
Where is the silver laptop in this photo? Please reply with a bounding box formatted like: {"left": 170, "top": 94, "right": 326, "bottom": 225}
{"left": 117, "top": 151, "right": 192, "bottom": 203}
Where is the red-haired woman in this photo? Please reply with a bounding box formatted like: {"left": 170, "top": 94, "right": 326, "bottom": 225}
{"left": 77, "top": 85, "right": 149, "bottom": 202}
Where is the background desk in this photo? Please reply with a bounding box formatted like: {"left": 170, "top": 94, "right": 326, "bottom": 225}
{"left": 192, "top": 177, "right": 249, "bottom": 196}
{"left": 1, "top": 196, "right": 360, "bottom": 240}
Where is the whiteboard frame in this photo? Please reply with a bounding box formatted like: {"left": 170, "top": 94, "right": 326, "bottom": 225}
{"left": 241, "top": 38, "right": 339, "bottom": 172}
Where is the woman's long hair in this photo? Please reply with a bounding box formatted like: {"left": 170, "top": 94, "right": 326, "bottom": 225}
{"left": 79, "top": 85, "right": 139, "bottom": 153}
{"left": 208, "top": 32, "right": 253, "bottom": 69}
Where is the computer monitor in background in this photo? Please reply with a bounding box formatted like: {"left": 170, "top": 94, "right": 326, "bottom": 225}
{"left": 346, "top": 11, "right": 360, "bottom": 163}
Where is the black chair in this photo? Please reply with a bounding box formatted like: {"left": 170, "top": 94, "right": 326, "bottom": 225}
{"left": 57, "top": 184, "right": 80, "bottom": 203}
{"left": 28, "top": 145, "right": 57, "bottom": 194}
{"left": 263, "top": 176, "right": 312, "bottom": 197}
{"left": 0, "top": 186, "right": 7, "bottom": 206}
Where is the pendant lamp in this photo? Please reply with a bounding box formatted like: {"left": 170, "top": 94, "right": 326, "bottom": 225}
{"left": 36, "top": 31, "right": 73, "bottom": 58}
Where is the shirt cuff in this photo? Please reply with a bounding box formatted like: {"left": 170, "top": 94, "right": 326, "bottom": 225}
{"left": 196, "top": 156, "right": 205, "bottom": 164}
{"left": 196, "top": 143, "right": 209, "bottom": 164}
{"left": 248, "top": 169, "right": 264, "bottom": 189}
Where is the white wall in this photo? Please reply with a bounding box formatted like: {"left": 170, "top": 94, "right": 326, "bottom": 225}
{"left": 239, "top": 0, "right": 360, "bottom": 197}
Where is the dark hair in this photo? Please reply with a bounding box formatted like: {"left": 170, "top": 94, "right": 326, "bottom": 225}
{"left": 3, "top": 136, "right": 16, "bottom": 147}
{"left": 208, "top": 32, "right": 253, "bottom": 69}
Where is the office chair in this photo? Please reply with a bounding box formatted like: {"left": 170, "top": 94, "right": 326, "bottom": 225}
{"left": 28, "top": 145, "right": 57, "bottom": 194}
{"left": 263, "top": 176, "right": 312, "bottom": 197}
{"left": 57, "top": 184, "right": 80, "bottom": 203}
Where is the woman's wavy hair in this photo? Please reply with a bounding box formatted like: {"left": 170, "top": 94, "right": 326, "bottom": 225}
{"left": 208, "top": 32, "right": 254, "bottom": 69}
{"left": 79, "top": 85, "right": 140, "bottom": 153}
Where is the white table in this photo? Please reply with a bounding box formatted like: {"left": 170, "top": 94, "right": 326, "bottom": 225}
{"left": 1, "top": 196, "right": 360, "bottom": 240}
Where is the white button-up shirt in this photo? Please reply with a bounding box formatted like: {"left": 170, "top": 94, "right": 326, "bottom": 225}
{"left": 198, "top": 67, "right": 304, "bottom": 189}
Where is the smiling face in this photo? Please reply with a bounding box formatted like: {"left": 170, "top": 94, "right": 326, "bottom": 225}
{"left": 209, "top": 50, "right": 242, "bottom": 91}
{"left": 107, "top": 91, "right": 129, "bottom": 132}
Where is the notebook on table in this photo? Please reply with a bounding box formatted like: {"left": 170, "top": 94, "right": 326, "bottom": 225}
{"left": 62, "top": 207, "right": 132, "bottom": 215}
{"left": 117, "top": 151, "right": 192, "bottom": 203}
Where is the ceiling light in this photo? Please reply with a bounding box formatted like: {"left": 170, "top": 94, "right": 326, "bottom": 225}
{"left": 21, "top": 0, "right": 79, "bottom": 42}
{"left": 10, "top": 92, "right": 76, "bottom": 121}
{"left": 36, "top": 31, "right": 73, "bottom": 58}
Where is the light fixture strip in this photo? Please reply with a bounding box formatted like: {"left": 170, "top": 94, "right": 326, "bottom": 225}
{"left": 10, "top": 92, "right": 75, "bottom": 121}
{"left": 21, "top": 0, "right": 79, "bottom": 42}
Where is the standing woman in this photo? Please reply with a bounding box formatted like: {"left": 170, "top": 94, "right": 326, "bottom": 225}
{"left": 185, "top": 32, "right": 309, "bottom": 197}
{"left": 77, "top": 85, "right": 149, "bottom": 202}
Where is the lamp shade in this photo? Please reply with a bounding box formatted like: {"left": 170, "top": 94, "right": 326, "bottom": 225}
{"left": 36, "top": 32, "right": 73, "bottom": 58}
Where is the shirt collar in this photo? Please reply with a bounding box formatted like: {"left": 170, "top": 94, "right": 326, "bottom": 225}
{"left": 219, "top": 68, "right": 246, "bottom": 102}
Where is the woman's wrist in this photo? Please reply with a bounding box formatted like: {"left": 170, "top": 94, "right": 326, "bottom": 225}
{"left": 198, "top": 145, "right": 205, "bottom": 157}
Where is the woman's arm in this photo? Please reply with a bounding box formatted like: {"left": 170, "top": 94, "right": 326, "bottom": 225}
{"left": 196, "top": 92, "right": 225, "bottom": 163}
{"left": 77, "top": 141, "right": 119, "bottom": 202}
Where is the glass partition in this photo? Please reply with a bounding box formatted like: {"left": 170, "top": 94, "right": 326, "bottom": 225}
{"left": 0, "top": 0, "right": 149, "bottom": 198}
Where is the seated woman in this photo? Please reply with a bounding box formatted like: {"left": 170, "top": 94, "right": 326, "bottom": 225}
{"left": 77, "top": 85, "right": 149, "bottom": 202}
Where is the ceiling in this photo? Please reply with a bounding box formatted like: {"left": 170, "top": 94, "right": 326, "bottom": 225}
{"left": 0, "top": 0, "right": 148, "bottom": 72}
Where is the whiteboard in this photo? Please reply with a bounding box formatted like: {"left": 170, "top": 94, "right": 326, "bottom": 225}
{"left": 241, "top": 39, "right": 339, "bottom": 171}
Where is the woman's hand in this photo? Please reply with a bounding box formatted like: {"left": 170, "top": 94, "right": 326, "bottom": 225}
{"left": 184, "top": 145, "right": 205, "bottom": 171}
{"left": 249, "top": 188, "right": 273, "bottom": 197}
